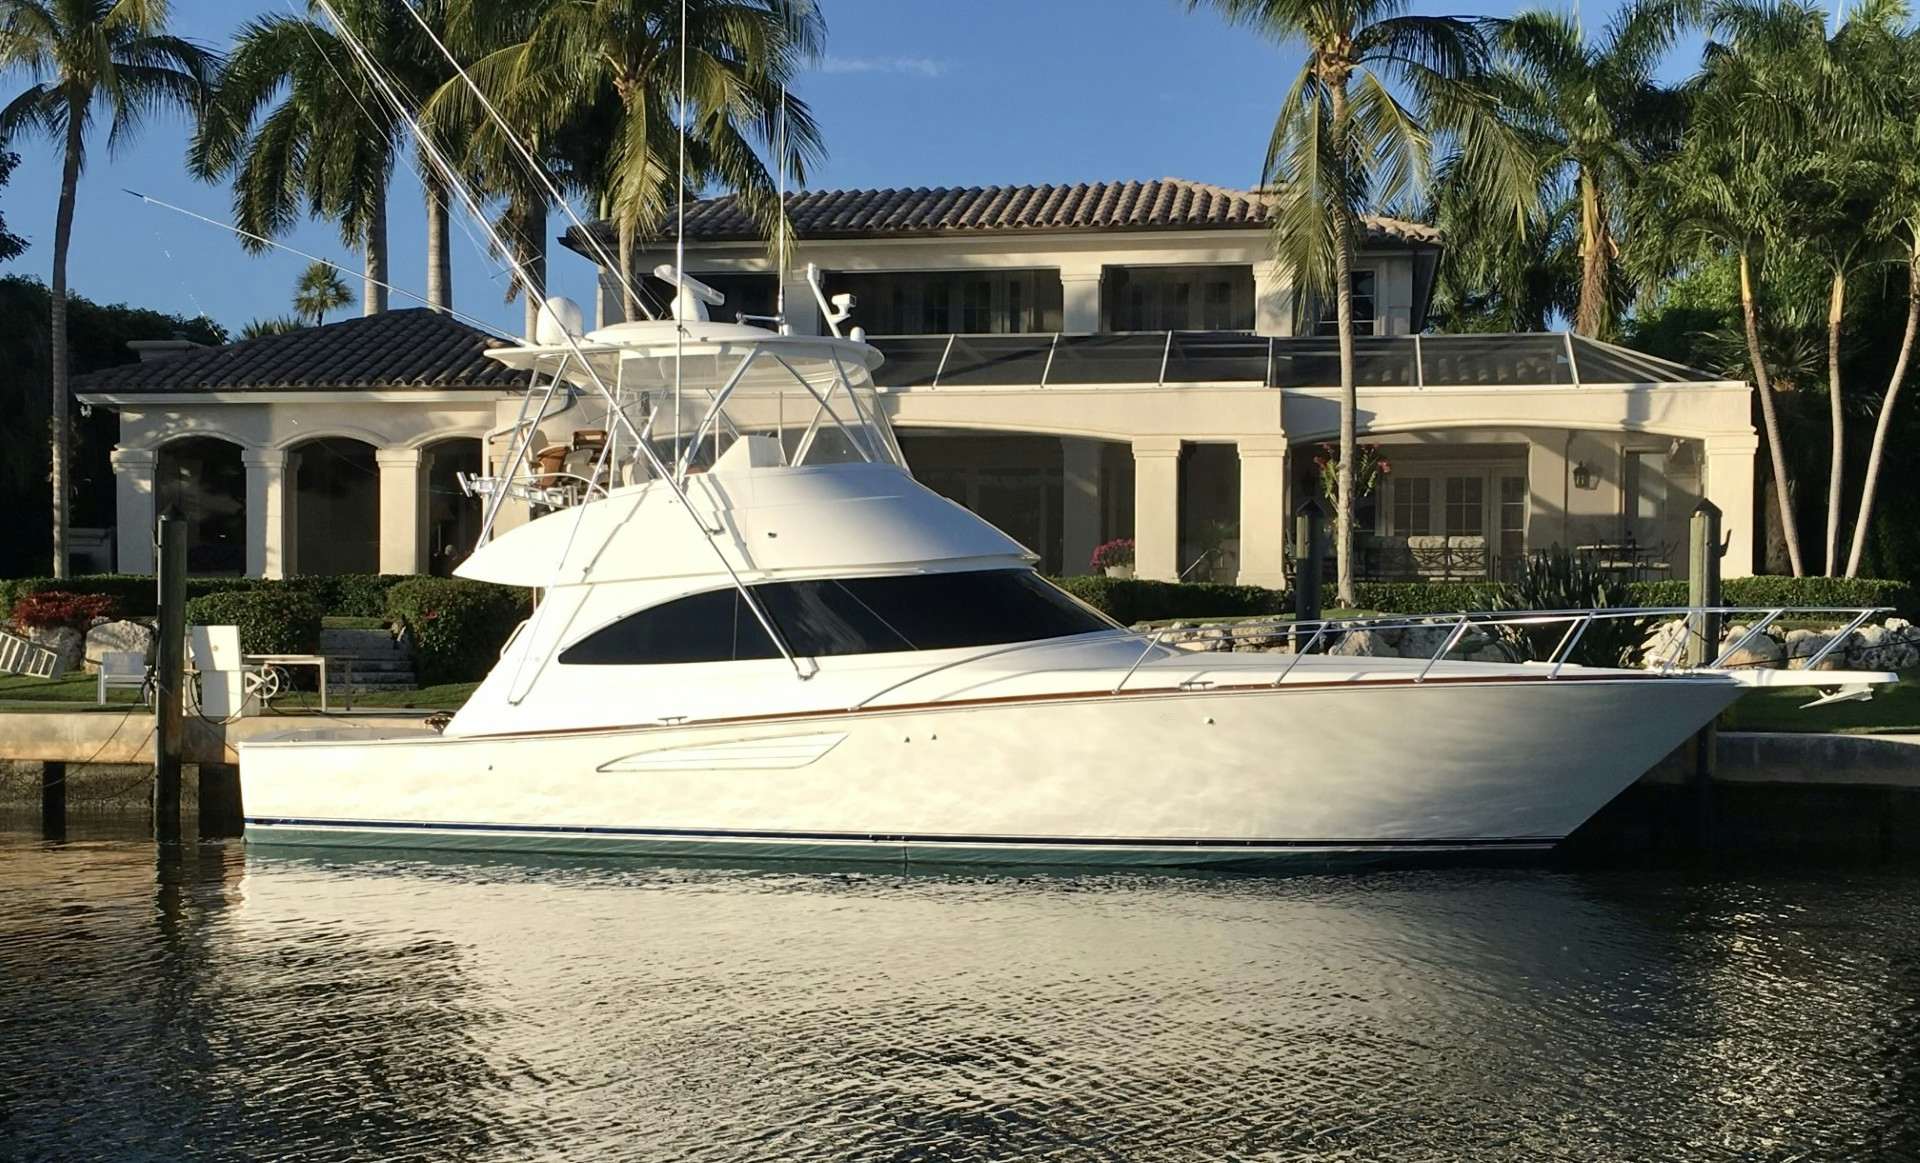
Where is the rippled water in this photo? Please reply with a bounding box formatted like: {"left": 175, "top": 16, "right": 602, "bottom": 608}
{"left": 3, "top": 820, "right": 1918, "bottom": 1162}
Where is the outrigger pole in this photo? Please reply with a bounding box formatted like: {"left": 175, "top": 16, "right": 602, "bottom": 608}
{"left": 314, "top": 0, "right": 814, "bottom": 681}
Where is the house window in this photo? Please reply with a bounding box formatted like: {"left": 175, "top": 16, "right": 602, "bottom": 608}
{"left": 1444, "top": 476, "right": 1484, "bottom": 537}
{"left": 1313, "top": 270, "right": 1377, "bottom": 336}
{"left": 1392, "top": 476, "right": 1432, "bottom": 536}
{"left": 826, "top": 270, "right": 1062, "bottom": 334}
{"left": 1103, "top": 265, "right": 1255, "bottom": 331}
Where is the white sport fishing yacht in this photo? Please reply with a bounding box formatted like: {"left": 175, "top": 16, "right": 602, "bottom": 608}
{"left": 238, "top": 277, "right": 1896, "bottom": 867}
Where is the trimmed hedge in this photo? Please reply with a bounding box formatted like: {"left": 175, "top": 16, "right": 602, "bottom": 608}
{"left": 0, "top": 573, "right": 261, "bottom": 620}
{"left": 10, "top": 591, "right": 121, "bottom": 631}
{"left": 280, "top": 573, "right": 414, "bottom": 619}
{"left": 183, "top": 583, "right": 324, "bottom": 655}
{"left": 385, "top": 577, "right": 531, "bottom": 686}
{"left": 1048, "top": 576, "right": 1288, "bottom": 624}
{"left": 2, "top": 571, "right": 421, "bottom": 621}
{"left": 1627, "top": 576, "right": 1912, "bottom": 611}
{"left": 1352, "top": 581, "right": 1508, "bottom": 614}
{"left": 1046, "top": 574, "right": 1914, "bottom": 624}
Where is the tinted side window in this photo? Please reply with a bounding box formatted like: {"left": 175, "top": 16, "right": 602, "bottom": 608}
{"left": 558, "top": 570, "right": 1112, "bottom": 665}
{"left": 834, "top": 571, "right": 1110, "bottom": 650}
{"left": 557, "top": 588, "right": 779, "bottom": 665}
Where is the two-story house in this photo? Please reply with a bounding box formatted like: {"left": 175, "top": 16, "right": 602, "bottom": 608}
{"left": 75, "top": 177, "right": 1758, "bottom": 586}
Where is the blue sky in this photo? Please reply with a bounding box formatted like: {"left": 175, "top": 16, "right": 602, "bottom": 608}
{"left": 1, "top": 0, "right": 1668, "bottom": 338}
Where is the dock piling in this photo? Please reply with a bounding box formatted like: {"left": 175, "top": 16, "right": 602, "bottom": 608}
{"left": 1687, "top": 500, "right": 1724, "bottom": 849}
{"left": 1294, "top": 496, "right": 1328, "bottom": 623}
{"left": 40, "top": 760, "right": 65, "bottom": 839}
{"left": 152, "top": 515, "right": 188, "bottom": 838}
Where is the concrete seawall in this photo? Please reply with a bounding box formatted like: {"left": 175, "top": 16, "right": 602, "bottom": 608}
{"left": 1568, "top": 732, "right": 1920, "bottom": 862}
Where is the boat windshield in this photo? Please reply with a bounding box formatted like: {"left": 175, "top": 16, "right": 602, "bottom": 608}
{"left": 557, "top": 569, "right": 1116, "bottom": 666}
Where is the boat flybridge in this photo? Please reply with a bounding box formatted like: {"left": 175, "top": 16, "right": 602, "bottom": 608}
{"left": 239, "top": 275, "right": 1898, "bottom": 867}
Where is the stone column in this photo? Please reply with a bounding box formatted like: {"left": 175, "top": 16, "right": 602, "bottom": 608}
{"left": 110, "top": 447, "right": 157, "bottom": 576}
{"left": 1703, "top": 432, "right": 1759, "bottom": 578}
{"left": 1253, "top": 262, "right": 1292, "bottom": 336}
{"left": 1132, "top": 437, "right": 1183, "bottom": 581}
{"left": 376, "top": 447, "right": 427, "bottom": 575}
{"left": 243, "top": 448, "right": 290, "bottom": 579}
{"left": 1237, "top": 436, "right": 1290, "bottom": 588}
{"left": 1060, "top": 268, "right": 1104, "bottom": 333}
{"left": 1061, "top": 438, "right": 1103, "bottom": 576}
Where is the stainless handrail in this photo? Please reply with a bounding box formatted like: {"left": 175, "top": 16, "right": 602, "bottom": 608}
{"left": 1114, "top": 627, "right": 1169, "bottom": 694}
{"left": 848, "top": 630, "right": 1139, "bottom": 712}
{"left": 841, "top": 605, "right": 1895, "bottom": 713}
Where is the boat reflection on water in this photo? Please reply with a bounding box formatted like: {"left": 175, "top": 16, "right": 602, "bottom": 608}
{"left": 3, "top": 825, "right": 1918, "bottom": 1161}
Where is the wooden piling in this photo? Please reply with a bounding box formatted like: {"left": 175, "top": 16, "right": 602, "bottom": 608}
{"left": 40, "top": 760, "right": 65, "bottom": 839}
{"left": 197, "top": 763, "right": 244, "bottom": 837}
{"left": 1294, "top": 495, "right": 1329, "bottom": 623}
{"left": 153, "top": 514, "right": 188, "bottom": 837}
{"left": 1687, "top": 500, "right": 1724, "bottom": 850}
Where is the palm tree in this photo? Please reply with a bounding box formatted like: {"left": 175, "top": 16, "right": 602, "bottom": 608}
{"left": 438, "top": 0, "right": 825, "bottom": 324}
{"left": 1707, "top": 0, "right": 1896, "bottom": 574}
{"left": 1844, "top": 22, "right": 1920, "bottom": 577}
{"left": 1, "top": 0, "right": 216, "bottom": 577}
{"left": 1491, "top": 1, "right": 1692, "bottom": 337}
{"left": 241, "top": 314, "right": 306, "bottom": 338}
{"left": 192, "top": 0, "right": 460, "bottom": 317}
{"left": 0, "top": 145, "right": 26, "bottom": 262}
{"left": 1190, "top": 0, "right": 1534, "bottom": 605}
{"left": 1427, "top": 176, "right": 1577, "bottom": 332}
{"left": 1633, "top": 1, "right": 1821, "bottom": 576}
{"left": 293, "top": 260, "right": 352, "bottom": 324}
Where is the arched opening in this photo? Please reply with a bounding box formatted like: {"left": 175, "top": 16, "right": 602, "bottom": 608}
{"left": 155, "top": 437, "right": 245, "bottom": 575}
{"left": 422, "top": 437, "right": 483, "bottom": 576}
{"left": 290, "top": 437, "right": 379, "bottom": 575}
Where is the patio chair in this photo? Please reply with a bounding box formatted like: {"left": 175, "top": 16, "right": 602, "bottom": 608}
{"left": 96, "top": 651, "right": 150, "bottom": 705}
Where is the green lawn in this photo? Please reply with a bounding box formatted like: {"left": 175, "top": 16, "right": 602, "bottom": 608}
{"left": 1722, "top": 673, "right": 1920, "bottom": 735}
{"left": 0, "top": 672, "right": 142, "bottom": 708}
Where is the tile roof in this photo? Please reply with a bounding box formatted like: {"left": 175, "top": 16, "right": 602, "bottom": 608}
{"left": 569, "top": 177, "right": 1440, "bottom": 246}
{"left": 71, "top": 308, "right": 522, "bottom": 395}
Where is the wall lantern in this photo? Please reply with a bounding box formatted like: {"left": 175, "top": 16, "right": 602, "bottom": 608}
{"left": 1571, "top": 461, "right": 1597, "bottom": 490}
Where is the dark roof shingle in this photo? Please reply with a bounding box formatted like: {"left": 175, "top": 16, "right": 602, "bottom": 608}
{"left": 71, "top": 308, "right": 520, "bottom": 396}
{"left": 569, "top": 177, "right": 1439, "bottom": 247}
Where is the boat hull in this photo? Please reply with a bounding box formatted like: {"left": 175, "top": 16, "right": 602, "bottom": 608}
{"left": 239, "top": 673, "right": 1742, "bottom": 867}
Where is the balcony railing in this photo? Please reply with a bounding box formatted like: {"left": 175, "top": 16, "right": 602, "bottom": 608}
{"left": 866, "top": 331, "right": 1723, "bottom": 391}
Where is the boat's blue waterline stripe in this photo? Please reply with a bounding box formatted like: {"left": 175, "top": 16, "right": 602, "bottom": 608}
{"left": 244, "top": 817, "right": 1550, "bottom": 850}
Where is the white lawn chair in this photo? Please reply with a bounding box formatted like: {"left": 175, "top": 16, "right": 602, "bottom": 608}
{"left": 96, "top": 651, "right": 150, "bottom": 704}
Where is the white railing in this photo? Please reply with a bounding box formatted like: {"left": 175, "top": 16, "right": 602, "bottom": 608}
{"left": 1115, "top": 605, "right": 1892, "bottom": 691}
{"left": 848, "top": 606, "right": 1896, "bottom": 711}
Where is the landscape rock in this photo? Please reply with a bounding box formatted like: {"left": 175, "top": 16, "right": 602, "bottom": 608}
{"left": 1717, "top": 629, "right": 1784, "bottom": 670}
{"left": 1784, "top": 629, "right": 1846, "bottom": 671}
{"left": 1396, "top": 624, "right": 1455, "bottom": 660}
{"left": 1328, "top": 628, "right": 1388, "bottom": 657}
{"left": 83, "top": 620, "right": 154, "bottom": 674}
